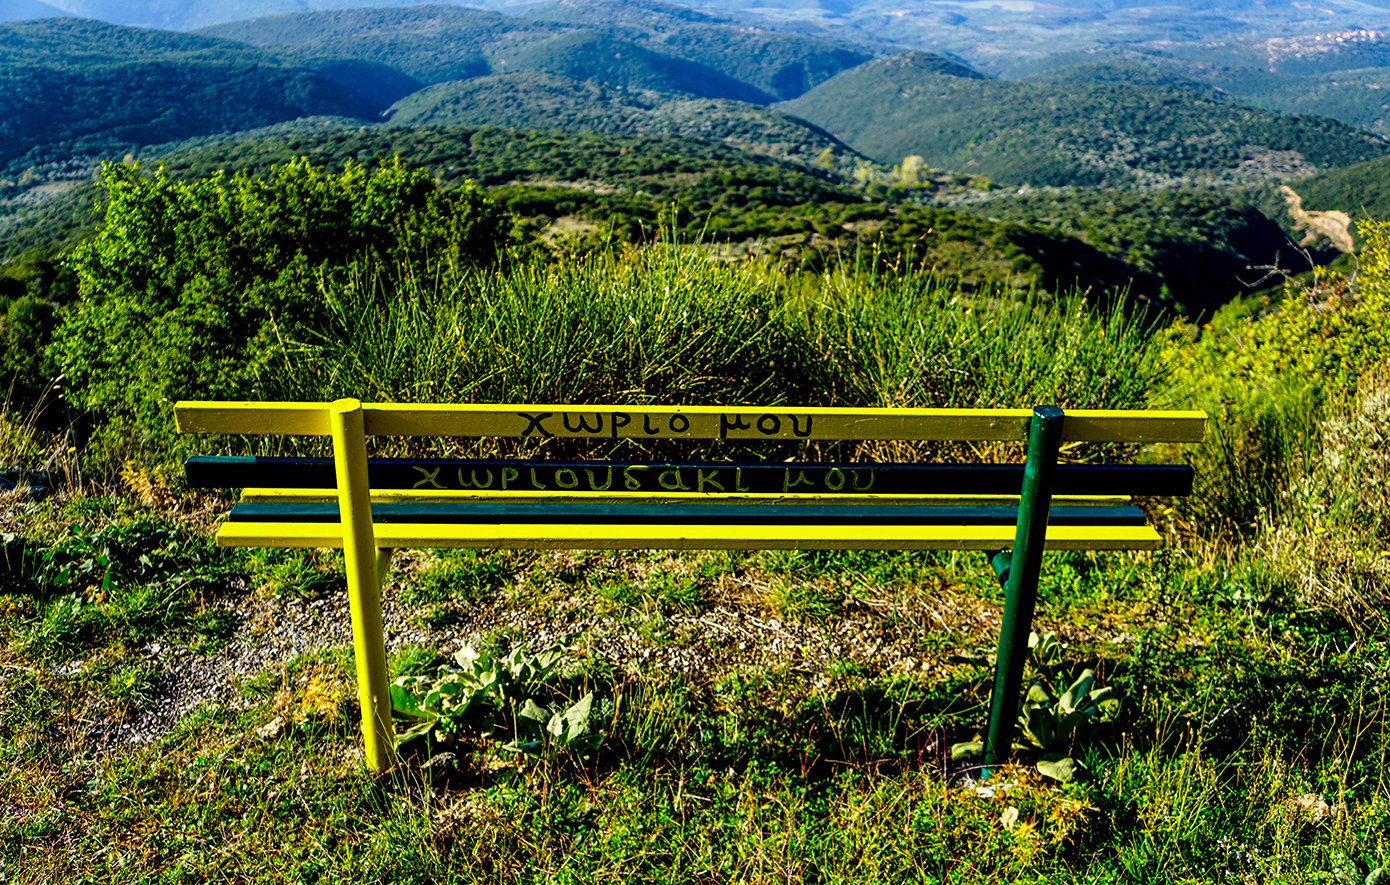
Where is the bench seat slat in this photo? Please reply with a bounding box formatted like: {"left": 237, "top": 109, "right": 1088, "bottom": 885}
{"left": 239, "top": 488, "right": 1132, "bottom": 507}
{"left": 226, "top": 501, "right": 1149, "bottom": 527}
{"left": 215, "top": 521, "right": 1164, "bottom": 551}
{"left": 186, "top": 457, "right": 1194, "bottom": 497}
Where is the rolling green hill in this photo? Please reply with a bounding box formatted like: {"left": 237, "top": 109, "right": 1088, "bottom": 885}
{"left": 139, "top": 125, "right": 860, "bottom": 203}
{"left": 526, "top": 0, "right": 872, "bottom": 100}
{"left": 198, "top": 5, "right": 550, "bottom": 87}
{"left": 3, "top": 0, "right": 477, "bottom": 31}
{"left": 197, "top": 4, "right": 526, "bottom": 47}
{"left": 0, "top": 17, "right": 379, "bottom": 175}
{"left": 491, "top": 29, "right": 773, "bottom": 102}
{"left": 956, "top": 188, "right": 1310, "bottom": 315}
{"left": 1012, "top": 41, "right": 1390, "bottom": 138}
{"left": 383, "top": 72, "right": 863, "bottom": 172}
{"left": 0, "top": 7, "right": 868, "bottom": 192}
{"left": 1022, "top": 59, "right": 1222, "bottom": 97}
{"left": 0, "top": 123, "right": 866, "bottom": 260}
{"left": 526, "top": 0, "right": 728, "bottom": 31}
{"left": 1274, "top": 154, "right": 1390, "bottom": 237}
{"left": 1, "top": 120, "right": 1304, "bottom": 316}
{"left": 1154, "top": 37, "right": 1390, "bottom": 139}
{"left": 779, "top": 52, "right": 1390, "bottom": 188}
{"left": 646, "top": 26, "right": 870, "bottom": 100}
{"left": 196, "top": 1, "right": 868, "bottom": 106}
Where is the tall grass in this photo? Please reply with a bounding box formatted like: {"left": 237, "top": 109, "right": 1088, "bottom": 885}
{"left": 292, "top": 245, "right": 832, "bottom": 409}
{"left": 809, "top": 265, "right": 1162, "bottom": 414}
{"left": 1249, "top": 368, "right": 1390, "bottom": 625}
{"left": 271, "top": 243, "right": 1167, "bottom": 462}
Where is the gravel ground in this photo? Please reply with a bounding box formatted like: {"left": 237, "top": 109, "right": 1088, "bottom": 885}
{"left": 69, "top": 547, "right": 1006, "bottom": 752}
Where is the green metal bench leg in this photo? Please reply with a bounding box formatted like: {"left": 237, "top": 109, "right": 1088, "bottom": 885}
{"left": 330, "top": 398, "right": 397, "bottom": 774}
{"left": 984, "top": 405, "right": 1065, "bottom": 768}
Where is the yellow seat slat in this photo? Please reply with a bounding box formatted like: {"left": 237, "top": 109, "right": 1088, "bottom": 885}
{"left": 215, "top": 521, "right": 1162, "bottom": 551}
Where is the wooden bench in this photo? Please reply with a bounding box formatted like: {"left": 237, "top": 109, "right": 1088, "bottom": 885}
{"left": 176, "top": 399, "right": 1205, "bottom": 773}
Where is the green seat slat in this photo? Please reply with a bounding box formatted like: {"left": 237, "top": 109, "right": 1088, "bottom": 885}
{"left": 187, "top": 456, "right": 1194, "bottom": 497}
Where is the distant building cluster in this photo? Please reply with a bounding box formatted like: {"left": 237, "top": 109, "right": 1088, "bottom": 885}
{"left": 1261, "top": 29, "right": 1387, "bottom": 65}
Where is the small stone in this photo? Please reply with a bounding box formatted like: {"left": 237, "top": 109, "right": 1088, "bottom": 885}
{"left": 256, "top": 716, "right": 287, "bottom": 740}
{"left": 1289, "top": 792, "right": 1343, "bottom": 822}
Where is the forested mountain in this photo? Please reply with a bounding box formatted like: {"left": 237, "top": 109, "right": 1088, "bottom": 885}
{"left": 1156, "top": 33, "right": 1390, "bottom": 138}
{"left": 147, "top": 125, "right": 856, "bottom": 198}
{"left": 779, "top": 52, "right": 1390, "bottom": 187}
{"left": 0, "top": 5, "right": 866, "bottom": 179}
{"left": 524, "top": 0, "right": 872, "bottom": 100}
{"left": 383, "top": 72, "right": 862, "bottom": 172}
{"left": 490, "top": 29, "right": 772, "bottom": 101}
{"left": 1009, "top": 33, "right": 1390, "bottom": 137}
{"left": 197, "top": 2, "right": 869, "bottom": 104}
{"left": 956, "top": 188, "right": 1312, "bottom": 315}
{"left": 0, "top": 17, "right": 380, "bottom": 174}
{"left": 199, "top": 5, "right": 554, "bottom": 85}
{"left": 1, "top": 0, "right": 492, "bottom": 30}
{"left": 1277, "top": 153, "right": 1390, "bottom": 228}
{"left": 0, "top": 124, "right": 864, "bottom": 257}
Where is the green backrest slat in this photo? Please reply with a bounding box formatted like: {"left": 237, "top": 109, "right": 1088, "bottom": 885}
{"left": 187, "top": 456, "right": 1194, "bottom": 497}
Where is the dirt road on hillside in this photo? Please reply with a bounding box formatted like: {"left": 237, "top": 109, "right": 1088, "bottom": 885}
{"left": 1280, "top": 185, "right": 1354, "bottom": 253}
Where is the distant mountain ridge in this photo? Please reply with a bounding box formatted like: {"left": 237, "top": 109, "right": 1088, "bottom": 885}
{"left": 197, "top": 2, "right": 871, "bottom": 103}
{"left": 490, "top": 29, "right": 774, "bottom": 101}
{"left": 2, "top": 0, "right": 497, "bottom": 31}
{"left": 0, "top": 3, "right": 870, "bottom": 177}
{"left": 1005, "top": 34, "right": 1390, "bottom": 137}
{"left": 0, "top": 17, "right": 380, "bottom": 174}
{"left": 780, "top": 52, "right": 1390, "bottom": 187}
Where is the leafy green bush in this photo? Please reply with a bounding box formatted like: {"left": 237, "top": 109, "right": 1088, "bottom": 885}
{"left": 1165, "top": 218, "right": 1390, "bottom": 403}
{"left": 1161, "top": 217, "right": 1390, "bottom": 536}
{"left": 50, "top": 157, "right": 512, "bottom": 464}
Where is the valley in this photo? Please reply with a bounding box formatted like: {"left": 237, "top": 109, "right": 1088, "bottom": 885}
{"left": 8, "top": 0, "right": 1390, "bottom": 322}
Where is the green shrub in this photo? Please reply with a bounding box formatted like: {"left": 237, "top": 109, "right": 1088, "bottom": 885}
{"left": 50, "top": 157, "right": 512, "bottom": 465}
{"left": 1161, "top": 216, "right": 1390, "bottom": 536}
{"left": 1165, "top": 218, "right": 1390, "bottom": 403}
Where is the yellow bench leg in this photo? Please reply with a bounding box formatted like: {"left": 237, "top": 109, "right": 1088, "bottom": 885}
{"left": 331, "top": 398, "right": 397, "bottom": 773}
